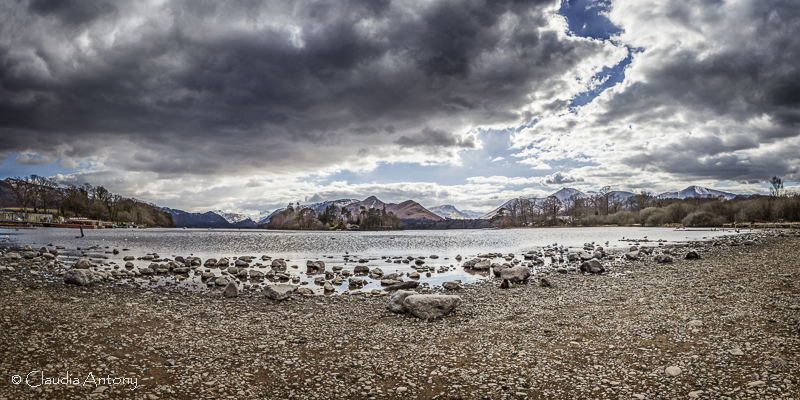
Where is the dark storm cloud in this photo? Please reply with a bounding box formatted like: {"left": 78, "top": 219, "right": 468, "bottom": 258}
{"left": 28, "top": 0, "right": 117, "bottom": 27}
{"left": 598, "top": 1, "right": 800, "bottom": 138}
{"left": 514, "top": 0, "right": 800, "bottom": 187}
{"left": 396, "top": 128, "right": 477, "bottom": 149}
{"left": 0, "top": 0, "right": 598, "bottom": 177}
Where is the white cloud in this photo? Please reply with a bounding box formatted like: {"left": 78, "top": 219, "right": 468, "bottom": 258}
{"left": 58, "top": 158, "right": 78, "bottom": 168}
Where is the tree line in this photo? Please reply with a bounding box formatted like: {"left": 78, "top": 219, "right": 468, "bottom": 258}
{"left": 491, "top": 178, "right": 800, "bottom": 228}
{"left": 264, "top": 203, "right": 404, "bottom": 230}
{"left": 1, "top": 176, "right": 175, "bottom": 227}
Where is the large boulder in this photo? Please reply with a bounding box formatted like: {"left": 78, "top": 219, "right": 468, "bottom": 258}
{"left": 271, "top": 259, "right": 287, "bottom": 271}
{"left": 186, "top": 257, "right": 202, "bottom": 266}
{"left": 580, "top": 260, "right": 605, "bottom": 274}
{"left": 249, "top": 270, "right": 265, "bottom": 278}
{"left": 464, "top": 259, "right": 490, "bottom": 270}
{"left": 353, "top": 265, "right": 370, "bottom": 274}
{"left": 625, "top": 251, "right": 640, "bottom": 260}
{"left": 216, "top": 258, "right": 230, "bottom": 267}
{"left": 264, "top": 284, "right": 296, "bottom": 301}
{"left": 383, "top": 281, "right": 419, "bottom": 291}
{"left": 306, "top": 260, "right": 325, "bottom": 274}
{"left": 215, "top": 277, "right": 230, "bottom": 286}
{"left": 74, "top": 258, "right": 93, "bottom": 269}
{"left": 64, "top": 269, "right": 94, "bottom": 286}
{"left": 388, "top": 290, "right": 417, "bottom": 313}
{"left": 685, "top": 251, "right": 701, "bottom": 260}
{"left": 655, "top": 254, "right": 673, "bottom": 263}
{"left": 442, "top": 281, "right": 461, "bottom": 290}
{"left": 500, "top": 266, "right": 531, "bottom": 282}
{"left": 368, "top": 268, "right": 384, "bottom": 279}
{"left": 223, "top": 282, "right": 239, "bottom": 298}
{"left": 492, "top": 263, "right": 509, "bottom": 277}
{"left": 348, "top": 277, "right": 365, "bottom": 287}
{"left": 402, "top": 295, "right": 462, "bottom": 320}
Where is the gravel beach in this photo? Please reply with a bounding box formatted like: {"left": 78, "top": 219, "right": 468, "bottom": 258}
{"left": 1, "top": 231, "right": 798, "bottom": 399}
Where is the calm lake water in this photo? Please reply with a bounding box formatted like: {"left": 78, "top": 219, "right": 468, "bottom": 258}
{"left": 1, "top": 226, "right": 741, "bottom": 293}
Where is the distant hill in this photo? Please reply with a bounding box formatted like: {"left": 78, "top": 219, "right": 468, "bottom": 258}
{"left": 657, "top": 185, "right": 737, "bottom": 200}
{"left": 550, "top": 187, "right": 587, "bottom": 203}
{"left": 586, "top": 190, "right": 635, "bottom": 201}
{"left": 162, "top": 185, "right": 748, "bottom": 228}
{"left": 212, "top": 210, "right": 258, "bottom": 228}
{"left": 345, "top": 196, "right": 443, "bottom": 222}
{"left": 429, "top": 205, "right": 481, "bottom": 220}
{"left": 162, "top": 208, "right": 234, "bottom": 228}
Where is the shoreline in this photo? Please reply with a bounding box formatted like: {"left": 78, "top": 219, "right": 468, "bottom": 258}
{"left": 1, "top": 231, "right": 798, "bottom": 399}
{"left": 0, "top": 227, "right": 758, "bottom": 296}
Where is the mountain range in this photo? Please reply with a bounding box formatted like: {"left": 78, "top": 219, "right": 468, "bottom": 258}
{"left": 162, "top": 185, "right": 743, "bottom": 228}
{"left": 656, "top": 185, "right": 737, "bottom": 200}
{"left": 428, "top": 205, "right": 484, "bottom": 220}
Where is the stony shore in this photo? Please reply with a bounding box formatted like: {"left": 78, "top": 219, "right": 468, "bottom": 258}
{"left": 1, "top": 231, "right": 798, "bottom": 399}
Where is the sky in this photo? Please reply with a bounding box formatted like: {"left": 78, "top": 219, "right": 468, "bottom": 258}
{"left": 1, "top": 0, "right": 798, "bottom": 216}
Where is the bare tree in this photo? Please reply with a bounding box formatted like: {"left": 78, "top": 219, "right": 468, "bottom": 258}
{"left": 543, "top": 196, "right": 561, "bottom": 225}
{"left": 770, "top": 176, "right": 785, "bottom": 197}
{"left": 609, "top": 192, "right": 624, "bottom": 214}
{"left": 108, "top": 194, "right": 123, "bottom": 222}
{"left": 599, "top": 186, "right": 613, "bottom": 215}
{"left": 631, "top": 191, "right": 653, "bottom": 212}
{"left": 30, "top": 175, "right": 58, "bottom": 212}
{"left": 7, "top": 176, "right": 36, "bottom": 211}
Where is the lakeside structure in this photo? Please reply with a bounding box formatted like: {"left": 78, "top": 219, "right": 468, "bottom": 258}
{"left": 0, "top": 209, "right": 59, "bottom": 225}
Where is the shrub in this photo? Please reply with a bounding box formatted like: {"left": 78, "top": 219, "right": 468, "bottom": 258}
{"left": 607, "top": 211, "right": 636, "bottom": 226}
{"left": 665, "top": 203, "right": 691, "bottom": 224}
{"left": 682, "top": 211, "right": 725, "bottom": 227}
{"left": 639, "top": 207, "right": 666, "bottom": 226}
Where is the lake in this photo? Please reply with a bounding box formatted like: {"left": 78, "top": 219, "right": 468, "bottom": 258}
{"left": 0, "top": 226, "right": 741, "bottom": 293}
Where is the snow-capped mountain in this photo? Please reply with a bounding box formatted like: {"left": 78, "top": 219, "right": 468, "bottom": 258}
{"left": 349, "top": 196, "right": 384, "bottom": 210}
{"left": 460, "top": 210, "right": 485, "bottom": 219}
{"left": 253, "top": 210, "right": 275, "bottom": 225}
{"left": 550, "top": 187, "right": 588, "bottom": 203}
{"left": 258, "top": 209, "right": 283, "bottom": 225}
{"left": 213, "top": 210, "right": 255, "bottom": 224}
{"left": 429, "top": 205, "right": 478, "bottom": 220}
{"left": 257, "top": 199, "right": 362, "bottom": 225}
{"left": 586, "top": 190, "right": 636, "bottom": 201}
{"left": 657, "top": 186, "right": 736, "bottom": 200}
{"left": 305, "top": 199, "right": 360, "bottom": 214}
{"left": 479, "top": 196, "right": 540, "bottom": 219}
